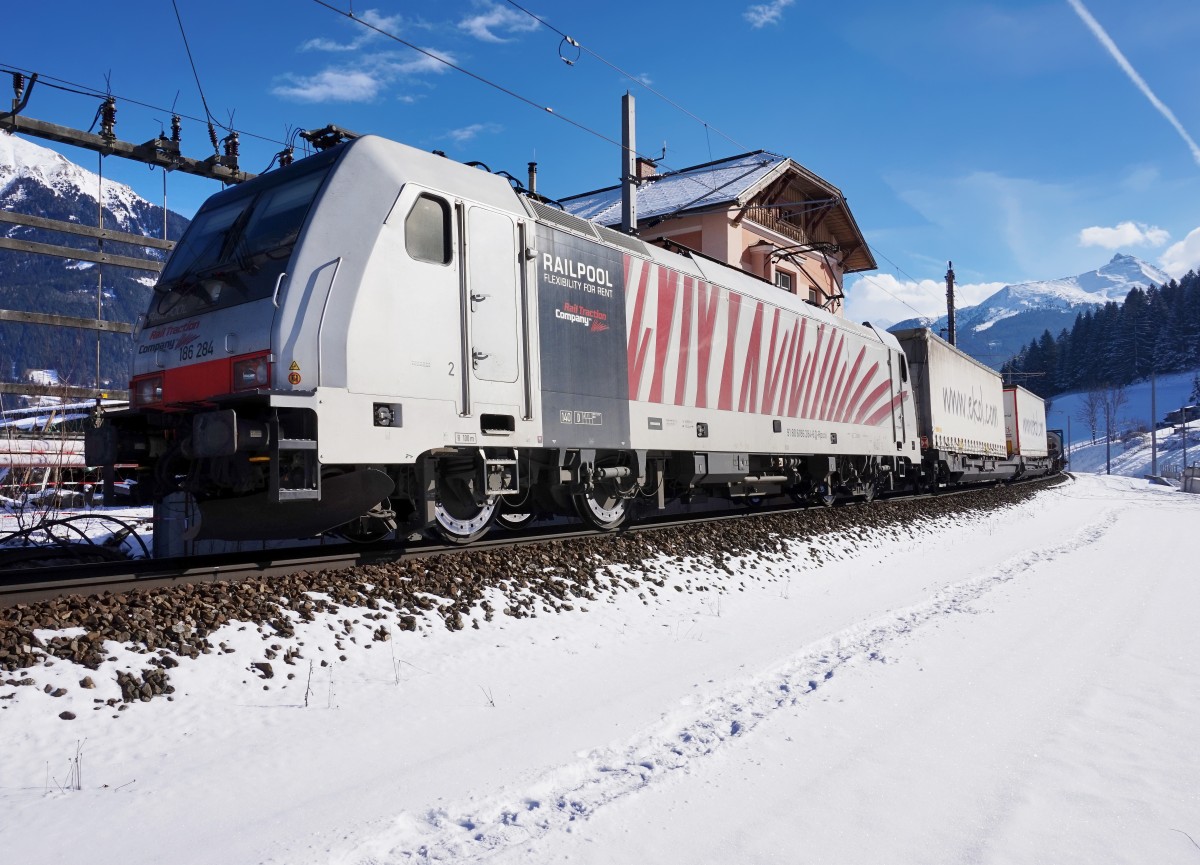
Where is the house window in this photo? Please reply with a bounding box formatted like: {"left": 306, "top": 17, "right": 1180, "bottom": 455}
{"left": 808, "top": 288, "right": 820, "bottom": 304}
{"left": 775, "top": 270, "right": 794, "bottom": 292}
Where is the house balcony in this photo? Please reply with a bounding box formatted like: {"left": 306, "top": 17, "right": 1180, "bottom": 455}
{"left": 742, "top": 206, "right": 813, "bottom": 246}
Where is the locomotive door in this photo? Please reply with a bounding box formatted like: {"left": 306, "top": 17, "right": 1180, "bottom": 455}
{"left": 463, "top": 206, "right": 521, "bottom": 396}
{"left": 889, "top": 349, "right": 910, "bottom": 446}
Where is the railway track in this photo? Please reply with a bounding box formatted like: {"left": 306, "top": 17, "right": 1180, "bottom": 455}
{"left": 0, "top": 475, "right": 1066, "bottom": 608}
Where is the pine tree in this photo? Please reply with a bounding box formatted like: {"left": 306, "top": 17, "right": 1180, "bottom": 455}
{"left": 1054, "top": 327, "right": 1073, "bottom": 394}
{"left": 1034, "top": 330, "right": 1058, "bottom": 396}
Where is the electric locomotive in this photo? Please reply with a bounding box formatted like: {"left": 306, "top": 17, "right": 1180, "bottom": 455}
{"left": 88, "top": 135, "right": 922, "bottom": 545}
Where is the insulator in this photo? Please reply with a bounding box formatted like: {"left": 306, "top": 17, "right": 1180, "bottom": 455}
{"left": 222, "top": 132, "right": 240, "bottom": 171}
{"left": 12, "top": 72, "right": 24, "bottom": 99}
{"left": 207, "top": 122, "right": 219, "bottom": 154}
{"left": 100, "top": 97, "right": 117, "bottom": 142}
{"left": 279, "top": 147, "right": 294, "bottom": 168}
{"left": 170, "top": 114, "right": 181, "bottom": 143}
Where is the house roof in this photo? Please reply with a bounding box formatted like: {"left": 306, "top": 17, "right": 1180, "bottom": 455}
{"left": 558, "top": 150, "right": 876, "bottom": 274}
{"left": 560, "top": 151, "right": 786, "bottom": 226}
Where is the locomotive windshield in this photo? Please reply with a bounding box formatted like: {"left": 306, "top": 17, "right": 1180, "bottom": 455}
{"left": 146, "top": 154, "right": 335, "bottom": 326}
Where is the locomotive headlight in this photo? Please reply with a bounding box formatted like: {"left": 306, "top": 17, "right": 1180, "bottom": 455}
{"left": 232, "top": 354, "right": 270, "bottom": 391}
{"left": 132, "top": 374, "right": 164, "bottom": 407}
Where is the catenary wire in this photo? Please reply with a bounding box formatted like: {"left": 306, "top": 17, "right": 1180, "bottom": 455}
{"left": 307, "top": 0, "right": 734, "bottom": 196}
{"left": 310, "top": 0, "right": 632, "bottom": 156}
{"left": 0, "top": 61, "right": 290, "bottom": 149}
{"left": 850, "top": 271, "right": 932, "bottom": 322}
{"left": 500, "top": 0, "right": 753, "bottom": 155}
{"left": 170, "top": 0, "right": 219, "bottom": 146}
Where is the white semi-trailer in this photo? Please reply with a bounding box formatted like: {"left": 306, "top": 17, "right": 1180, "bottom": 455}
{"left": 1003, "top": 385, "right": 1049, "bottom": 459}
{"left": 893, "top": 328, "right": 1008, "bottom": 486}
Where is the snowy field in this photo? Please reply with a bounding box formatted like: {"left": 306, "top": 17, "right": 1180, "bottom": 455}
{"left": 1067, "top": 423, "right": 1199, "bottom": 479}
{"left": 1048, "top": 368, "right": 1198, "bottom": 450}
{"left": 3, "top": 473, "right": 1199, "bottom": 864}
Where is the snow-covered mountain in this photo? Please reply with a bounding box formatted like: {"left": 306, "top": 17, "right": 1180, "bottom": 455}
{"left": 1, "top": 131, "right": 189, "bottom": 386}
{"left": 0, "top": 130, "right": 173, "bottom": 236}
{"left": 890, "top": 254, "right": 1171, "bottom": 366}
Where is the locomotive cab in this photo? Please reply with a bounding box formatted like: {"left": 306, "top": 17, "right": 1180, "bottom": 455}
{"left": 90, "top": 145, "right": 395, "bottom": 539}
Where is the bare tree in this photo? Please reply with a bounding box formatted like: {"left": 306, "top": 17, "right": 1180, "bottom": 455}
{"left": 1102, "top": 386, "right": 1129, "bottom": 439}
{"left": 1102, "top": 385, "right": 1129, "bottom": 475}
{"left": 1080, "top": 389, "right": 1104, "bottom": 444}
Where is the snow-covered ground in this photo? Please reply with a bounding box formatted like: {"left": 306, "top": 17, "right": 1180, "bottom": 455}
{"left": 1048, "top": 369, "right": 1199, "bottom": 451}
{"left": 3, "top": 473, "right": 1198, "bottom": 864}
{"left": 1067, "top": 422, "right": 1200, "bottom": 479}
{"left": 0, "top": 504, "right": 153, "bottom": 558}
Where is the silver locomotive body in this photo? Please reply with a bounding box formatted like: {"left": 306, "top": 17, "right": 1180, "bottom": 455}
{"left": 92, "top": 135, "right": 925, "bottom": 543}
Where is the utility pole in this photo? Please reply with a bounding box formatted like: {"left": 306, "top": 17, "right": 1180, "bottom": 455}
{"left": 621, "top": 92, "right": 637, "bottom": 235}
{"left": 945, "top": 261, "right": 956, "bottom": 347}
{"left": 1150, "top": 371, "right": 1158, "bottom": 475}
{"left": 1184, "top": 404, "right": 1190, "bottom": 473}
{"left": 1106, "top": 417, "right": 1111, "bottom": 474}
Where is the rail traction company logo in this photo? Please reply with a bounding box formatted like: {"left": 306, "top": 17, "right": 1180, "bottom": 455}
{"left": 555, "top": 301, "right": 609, "bottom": 332}
{"left": 139, "top": 319, "right": 202, "bottom": 354}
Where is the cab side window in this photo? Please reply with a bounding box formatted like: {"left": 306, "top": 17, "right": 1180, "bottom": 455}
{"left": 405, "top": 194, "right": 451, "bottom": 264}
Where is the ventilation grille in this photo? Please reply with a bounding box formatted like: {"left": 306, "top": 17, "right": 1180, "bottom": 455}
{"left": 595, "top": 224, "right": 649, "bottom": 258}
{"left": 525, "top": 198, "right": 600, "bottom": 241}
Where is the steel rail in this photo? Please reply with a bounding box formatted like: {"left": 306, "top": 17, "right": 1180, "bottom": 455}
{"left": 0, "top": 475, "right": 1066, "bottom": 607}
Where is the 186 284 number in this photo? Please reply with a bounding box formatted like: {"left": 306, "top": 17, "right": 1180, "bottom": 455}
{"left": 179, "top": 340, "right": 214, "bottom": 362}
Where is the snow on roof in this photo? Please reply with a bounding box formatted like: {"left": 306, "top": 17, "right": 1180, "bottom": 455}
{"left": 559, "top": 151, "right": 787, "bottom": 227}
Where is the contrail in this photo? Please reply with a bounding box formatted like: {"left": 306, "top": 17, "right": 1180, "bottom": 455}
{"left": 1067, "top": 0, "right": 1200, "bottom": 168}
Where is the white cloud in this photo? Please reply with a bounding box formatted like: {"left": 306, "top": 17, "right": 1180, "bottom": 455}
{"left": 1159, "top": 227, "right": 1200, "bottom": 278}
{"left": 446, "top": 122, "right": 502, "bottom": 144}
{"left": 1120, "top": 164, "right": 1160, "bottom": 193}
{"left": 271, "top": 69, "right": 383, "bottom": 103}
{"left": 459, "top": 2, "right": 540, "bottom": 42}
{"left": 1078, "top": 221, "right": 1170, "bottom": 249}
{"left": 299, "top": 9, "right": 403, "bottom": 52}
{"left": 744, "top": 0, "right": 795, "bottom": 28}
{"left": 843, "top": 273, "right": 1006, "bottom": 329}
{"left": 386, "top": 50, "right": 455, "bottom": 76}
{"left": 273, "top": 48, "right": 454, "bottom": 104}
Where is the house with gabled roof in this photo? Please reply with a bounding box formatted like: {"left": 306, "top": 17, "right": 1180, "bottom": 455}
{"left": 558, "top": 150, "right": 876, "bottom": 317}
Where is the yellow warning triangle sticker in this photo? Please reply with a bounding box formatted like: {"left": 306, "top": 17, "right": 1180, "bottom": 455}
{"left": 289, "top": 361, "right": 300, "bottom": 371}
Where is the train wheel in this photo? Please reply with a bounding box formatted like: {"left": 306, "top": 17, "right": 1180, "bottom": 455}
{"left": 861, "top": 478, "right": 878, "bottom": 504}
{"left": 433, "top": 497, "right": 497, "bottom": 545}
{"left": 496, "top": 507, "right": 536, "bottom": 530}
{"left": 786, "top": 481, "right": 811, "bottom": 506}
{"left": 573, "top": 484, "right": 628, "bottom": 531}
{"left": 815, "top": 482, "right": 836, "bottom": 507}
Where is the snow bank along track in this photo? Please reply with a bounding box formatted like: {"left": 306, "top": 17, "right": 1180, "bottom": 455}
{"left": 0, "top": 476, "right": 1065, "bottom": 710}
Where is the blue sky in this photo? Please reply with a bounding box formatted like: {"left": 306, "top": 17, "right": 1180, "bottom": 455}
{"left": 5, "top": 0, "right": 1200, "bottom": 324}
